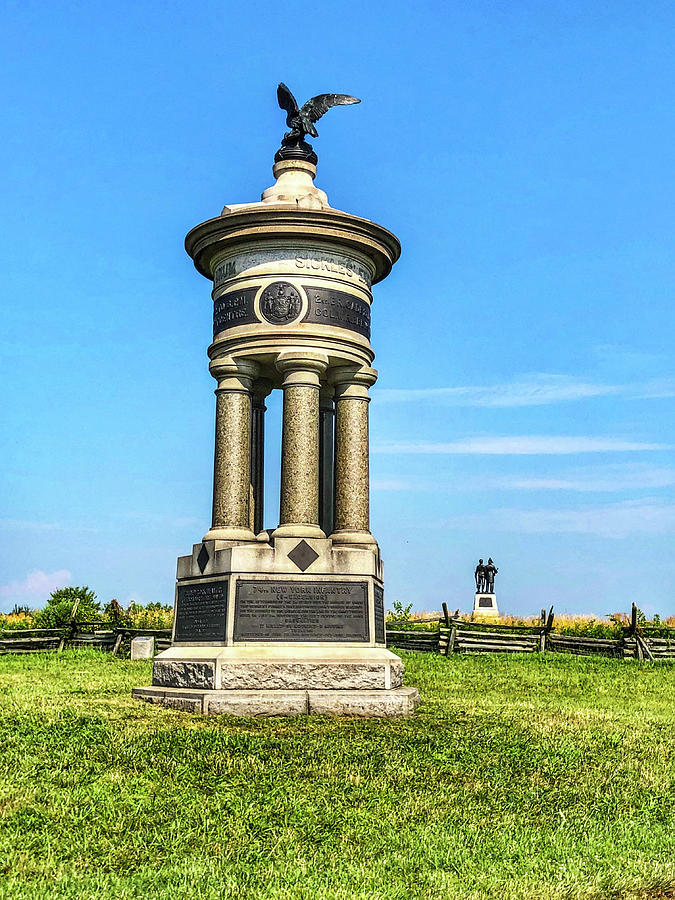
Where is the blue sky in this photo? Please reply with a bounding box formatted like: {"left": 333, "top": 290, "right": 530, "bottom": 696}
{"left": 1, "top": 0, "right": 674, "bottom": 617}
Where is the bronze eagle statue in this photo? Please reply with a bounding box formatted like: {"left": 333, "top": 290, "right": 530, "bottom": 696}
{"left": 277, "top": 82, "right": 360, "bottom": 142}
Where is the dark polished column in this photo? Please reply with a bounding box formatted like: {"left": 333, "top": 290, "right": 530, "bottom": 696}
{"left": 319, "top": 385, "right": 335, "bottom": 536}
{"left": 250, "top": 380, "right": 272, "bottom": 535}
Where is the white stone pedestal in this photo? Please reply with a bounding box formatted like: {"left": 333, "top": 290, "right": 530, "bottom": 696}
{"left": 473, "top": 592, "right": 499, "bottom": 617}
{"left": 131, "top": 636, "right": 155, "bottom": 659}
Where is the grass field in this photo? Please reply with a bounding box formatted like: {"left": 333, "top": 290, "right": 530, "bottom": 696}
{"left": 0, "top": 651, "right": 673, "bottom": 900}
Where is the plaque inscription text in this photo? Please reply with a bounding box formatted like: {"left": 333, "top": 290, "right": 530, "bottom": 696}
{"left": 174, "top": 580, "right": 228, "bottom": 642}
{"left": 374, "top": 584, "right": 385, "bottom": 643}
{"left": 302, "top": 286, "right": 371, "bottom": 338}
{"left": 213, "top": 288, "right": 258, "bottom": 336}
{"left": 234, "top": 580, "right": 369, "bottom": 642}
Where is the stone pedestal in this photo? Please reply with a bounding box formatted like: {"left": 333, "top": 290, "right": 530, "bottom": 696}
{"left": 131, "top": 636, "right": 154, "bottom": 660}
{"left": 473, "top": 592, "right": 499, "bottom": 618}
{"left": 133, "top": 148, "right": 419, "bottom": 717}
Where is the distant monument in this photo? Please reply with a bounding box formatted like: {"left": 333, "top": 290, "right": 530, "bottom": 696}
{"left": 473, "top": 557, "right": 499, "bottom": 617}
{"left": 132, "top": 84, "right": 419, "bottom": 717}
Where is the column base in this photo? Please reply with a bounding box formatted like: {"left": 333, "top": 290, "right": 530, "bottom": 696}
{"left": 133, "top": 686, "right": 420, "bottom": 717}
{"left": 203, "top": 526, "right": 257, "bottom": 542}
{"left": 331, "top": 529, "right": 377, "bottom": 546}
{"left": 271, "top": 523, "right": 326, "bottom": 539}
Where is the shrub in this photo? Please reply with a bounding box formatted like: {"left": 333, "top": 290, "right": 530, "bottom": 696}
{"left": 33, "top": 586, "right": 101, "bottom": 628}
{"left": 386, "top": 599, "right": 413, "bottom": 628}
{"left": 103, "top": 598, "right": 127, "bottom": 627}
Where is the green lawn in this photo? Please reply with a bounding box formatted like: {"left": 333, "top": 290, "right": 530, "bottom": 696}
{"left": 0, "top": 651, "right": 673, "bottom": 900}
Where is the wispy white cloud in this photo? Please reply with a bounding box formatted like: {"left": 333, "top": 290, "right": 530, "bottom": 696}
{"left": 371, "top": 465, "right": 675, "bottom": 493}
{"left": 377, "top": 374, "right": 620, "bottom": 407}
{"left": 373, "top": 436, "right": 670, "bottom": 455}
{"left": 498, "top": 467, "right": 675, "bottom": 492}
{"left": 376, "top": 373, "right": 675, "bottom": 407}
{"left": 592, "top": 344, "right": 668, "bottom": 369}
{"left": 0, "top": 519, "right": 101, "bottom": 534}
{"left": 444, "top": 500, "right": 675, "bottom": 540}
{"left": 634, "top": 379, "right": 675, "bottom": 399}
{"left": 0, "top": 519, "right": 63, "bottom": 532}
{"left": 371, "top": 479, "right": 414, "bottom": 491}
{"left": 0, "top": 569, "right": 71, "bottom": 608}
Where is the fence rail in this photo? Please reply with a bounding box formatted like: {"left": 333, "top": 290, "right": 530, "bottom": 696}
{"left": 0, "top": 626, "right": 172, "bottom": 657}
{"left": 2, "top": 604, "right": 673, "bottom": 661}
{"left": 387, "top": 603, "right": 674, "bottom": 660}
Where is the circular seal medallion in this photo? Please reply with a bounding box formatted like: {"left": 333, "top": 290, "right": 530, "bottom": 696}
{"left": 259, "top": 281, "right": 302, "bottom": 325}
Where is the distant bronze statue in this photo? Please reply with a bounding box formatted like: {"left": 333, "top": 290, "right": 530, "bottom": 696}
{"left": 485, "top": 558, "right": 498, "bottom": 592}
{"left": 475, "top": 557, "right": 498, "bottom": 593}
{"left": 276, "top": 83, "right": 360, "bottom": 160}
{"left": 474, "top": 559, "right": 486, "bottom": 592}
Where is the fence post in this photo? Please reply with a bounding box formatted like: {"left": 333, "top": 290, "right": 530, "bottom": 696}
{"left": 630, "top": 603, "right": 639, "bottom": 658}
{"left": 448, "top": 623, "right": 457, "bottom": 656}
{"left": 539, "top": 609, "right": 546, "bottom": 652}
{"left": 635, "top": 633, "right": 653, "bottom": 661}
{"left": 63, "top": 598, "right": 81, "bottom": 650}
{"left": 544, "top": 606, "right": 555, "bottom": 649}
{"left": 442, "top": 603, "right": 450, "bottom": 627}
{"left": 112, "top": 632, "right": 123, "bottom": 657}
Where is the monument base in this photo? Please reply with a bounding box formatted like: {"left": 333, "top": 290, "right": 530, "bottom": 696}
{"left": 149, "top": 645, "right": 405, "bottom": 691}
{"left": 473, "top": 592, "right": 499, "bottom": 618}
{"left": 132, "top": 534, "right": 420, "bottom": 718}
{"left": 132, "top": 686, "right": 420, "bottom": 717}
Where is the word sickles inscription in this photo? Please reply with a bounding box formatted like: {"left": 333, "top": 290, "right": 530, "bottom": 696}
{"left": 302, "top": 286, "right": 370, "bottom": 338}
{"left": 234, "top": 580, "right": 370, "bottom": 642}
{"left": 174, "top": 580, "right": 228, "bottom": 642}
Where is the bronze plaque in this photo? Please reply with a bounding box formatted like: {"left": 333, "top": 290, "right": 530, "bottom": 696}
{"left": 213, "top": 288, "right": 258, "bottom": 336}
{"left": 259, "top": 281, "right": 302, "bottom": 324}
{"left": 302, "top": 286, "right": 371, "bottom": 338}
{"left": 374, "top": 584, "right": 385, "bottom": 643}
{"left": 234, "top": 580, "right": 369, "bottom": 642}
{"left": 174, "top": 580, "right": 228, "bottom": 642}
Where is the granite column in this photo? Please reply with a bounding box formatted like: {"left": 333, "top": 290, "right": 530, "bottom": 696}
{"left": 204, "top": 356, "right": 258, "bottom": 542}
{"left": 273, "top": 352, "right": 328, "bottom": 539}
{"left": 332, "top": 366, "right": 377, "bottom": 545}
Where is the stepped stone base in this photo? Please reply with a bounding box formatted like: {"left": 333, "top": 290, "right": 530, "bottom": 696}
{"left": 132, "top": 686, "right": 420, "bottom": 717}
{"left": 150, "top": 646, "right": 404, "bottom": 691}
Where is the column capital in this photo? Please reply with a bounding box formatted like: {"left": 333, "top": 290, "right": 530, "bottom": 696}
{"left": 319, "top": 383, "right": 335, "bottom": 406}
{"left": 209, "top": 356, "right": 259, "bottom": 392}
{"left": 276, "top": 351, "right": 329, "bottom": 388}
{"left": 252, "top": 377, "right": 274, "bottom": 407}
{"left": 330, "top": 365, "right": 378, "bottom": 400}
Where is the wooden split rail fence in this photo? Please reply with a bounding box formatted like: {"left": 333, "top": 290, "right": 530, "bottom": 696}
{"left": 387, "top": 603, "right": 674, "bottom": 660}
{"left": 0, "top": 625, "right": 171, "bottom": 657}
{"left": 2, "top": 605, "right": 672, "bottom": 661}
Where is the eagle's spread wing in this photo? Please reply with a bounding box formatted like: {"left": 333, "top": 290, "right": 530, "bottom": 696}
{"left": 302, "top": 93, "right": 360, "bottom": 124}
{"left": 277, "top": 83, "right": 299, "bottom": 116}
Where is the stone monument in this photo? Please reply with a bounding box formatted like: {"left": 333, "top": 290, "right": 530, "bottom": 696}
{"left": 132, "top": 84, "right": 420, "bottom": 717}
{"left": 473, "top": 558, "right": 499, "bottom": 618}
